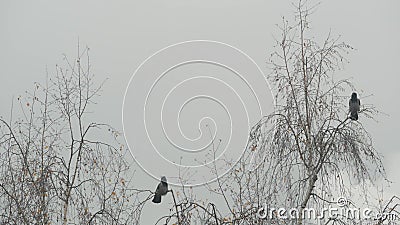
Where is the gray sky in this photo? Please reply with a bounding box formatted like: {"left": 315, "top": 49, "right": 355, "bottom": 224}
{"left": 1, "top": 0, "right": 399, "bottom": 223}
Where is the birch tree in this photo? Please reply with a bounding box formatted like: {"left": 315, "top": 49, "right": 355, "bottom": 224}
{"left": 161, "top": 1, "right": 390, "bottom": 225}
{"left": 0, "top": 46, "right": 145, "bottom": 225}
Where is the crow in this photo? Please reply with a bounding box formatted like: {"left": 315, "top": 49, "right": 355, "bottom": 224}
{"left": 349, "top": 92, "right": 360, "bottom": 121}
{"left": 152, "top": 176, "right": 168, "bottom": 203}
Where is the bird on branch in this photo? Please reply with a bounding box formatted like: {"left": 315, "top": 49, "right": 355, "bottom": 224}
{"left": 152, "top": 176, "right": 168, "bottom": 203}
{"left": 349, "top": 92, "right": 360, "bottom": 121}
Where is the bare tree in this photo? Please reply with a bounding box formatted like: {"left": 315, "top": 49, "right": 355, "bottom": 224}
{"left": 0, "top": 45, "right": 145, "bottom": 225}
{"left": 158, "top": 1, "right": 389, "bottom": 225}
{"left": 227, "top": 1, "right": 386, "bottom": 224}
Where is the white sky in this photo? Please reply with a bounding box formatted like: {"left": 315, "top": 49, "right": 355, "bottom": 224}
{"left": 1, "top": 0, "right": 399, "bottom": 224}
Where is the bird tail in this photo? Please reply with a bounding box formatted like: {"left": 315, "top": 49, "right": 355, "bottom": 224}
{"left": 350, "top": 111, "right": 358, "bottom": 121}
{"left": 152, "top": 194, "right": 161, "bottom": 203}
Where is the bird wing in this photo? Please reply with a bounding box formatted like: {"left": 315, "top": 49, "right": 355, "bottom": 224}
{"left": 155, "top": 183, "right": 162, "bottom": 193}
{"left": 158, "top": 183, "right": 168, "bottom": 196}
{"left": 349, "top": 100, "right": 360, "bottom": 113}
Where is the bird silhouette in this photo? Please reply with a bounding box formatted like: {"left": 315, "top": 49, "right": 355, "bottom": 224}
{"left": 152, "top": 176, "right": 168, "bottom": 203}
{"left": 349, "top": 92, "right": 360, "bottom": 121}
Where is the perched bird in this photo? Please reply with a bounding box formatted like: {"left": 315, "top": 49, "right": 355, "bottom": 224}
{"left": 349, "top": 92, "right": 360, "bottom": 121}
{"left": 152, "top": 176, "right": 168, "bottom": 203}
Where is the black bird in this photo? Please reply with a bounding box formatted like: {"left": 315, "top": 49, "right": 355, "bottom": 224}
{"left": 349, "top": 92, "right": 360, "bottom": 120}
{"left": 152, "top": 176, "right": 168, "bottom": 203}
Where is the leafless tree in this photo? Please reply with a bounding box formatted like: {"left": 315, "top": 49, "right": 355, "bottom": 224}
{"left": 0, "top": 45, "right": 146, "bottom": 225}
{"left": 226, "top": 1, "right": 387, "bottom": 224}
{"left": 157, "top": 1, "right": 390, "bottom": 225}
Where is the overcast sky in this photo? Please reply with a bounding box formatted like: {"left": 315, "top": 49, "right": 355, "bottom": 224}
{"left": 1, "top": 0, "right": 399, "bottom": 223}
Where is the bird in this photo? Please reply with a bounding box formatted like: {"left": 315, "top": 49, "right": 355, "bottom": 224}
{"left": 349, "top": 92, "right": 360, "bottom": 121}
{"left": 152, "top": 176, "right": 168, "bottom": 203}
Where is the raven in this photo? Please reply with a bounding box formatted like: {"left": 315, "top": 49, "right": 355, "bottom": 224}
{"left": 349, "top": 92, "right": 360, "bottom": 121}
{"left": 152, "top": 176, "right": 168, "bottom": 203}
